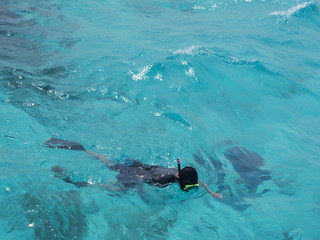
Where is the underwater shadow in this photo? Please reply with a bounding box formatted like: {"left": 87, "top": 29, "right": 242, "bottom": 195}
{"left": 194, "top": 145, "right": 272, "bottom": 211}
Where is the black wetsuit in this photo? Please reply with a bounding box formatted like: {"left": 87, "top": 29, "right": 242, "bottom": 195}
{"left": 111, "top": 160, "right": 178, "bottom": 188}
{"left": 55, "top": 160, "right": 178, "bottom": 189}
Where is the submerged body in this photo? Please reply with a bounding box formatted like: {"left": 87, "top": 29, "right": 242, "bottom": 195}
{"left": 111, "top": 160, "right": 178, "bottom": 188}
{"left": 52, "top": 161, "right": 178, "bottom": 189}
{"left": 46, "top": 138, "right": 222, "bottom": 198}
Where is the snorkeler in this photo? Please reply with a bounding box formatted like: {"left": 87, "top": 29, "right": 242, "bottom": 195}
{"left": 45, "top": 138, "right": 223, "bottom": 199}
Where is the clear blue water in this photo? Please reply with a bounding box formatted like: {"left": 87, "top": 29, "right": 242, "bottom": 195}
{"left": 1, "top": 0, "right": 320, "bottom": 239}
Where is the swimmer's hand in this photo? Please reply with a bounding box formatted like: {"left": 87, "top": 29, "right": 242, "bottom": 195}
{"left": 211, "top": 192, "right": 223, "bottom": 199}
{"left": 201, "top": 182, "right": 223, "bottom": 200}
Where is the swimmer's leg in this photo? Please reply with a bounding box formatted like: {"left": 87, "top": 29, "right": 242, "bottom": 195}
{"left": 51, "top": 166, "right": 89, "bottom": 188}
{"left": 52, "top": 166, "right": 124, "bottom": 191}
{"left": 45, "top": 138, "right": 115, "bottom": 168}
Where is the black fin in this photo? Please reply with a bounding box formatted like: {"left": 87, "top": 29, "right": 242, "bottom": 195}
{"left": 45, "top": 138, "right": 85, "bottom": 151}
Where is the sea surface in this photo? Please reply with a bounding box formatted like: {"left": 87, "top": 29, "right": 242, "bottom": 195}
{"left": 1, "top": 0, "right": 320, "bottom": 239}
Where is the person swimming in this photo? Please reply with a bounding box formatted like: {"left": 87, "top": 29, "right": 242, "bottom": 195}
{"left": 45, "top": 138, "right": 223, "bottom": 199}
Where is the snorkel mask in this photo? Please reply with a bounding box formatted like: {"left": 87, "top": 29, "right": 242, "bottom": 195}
{"left": 177, "top": 158, "right": 199, "bottom": 191}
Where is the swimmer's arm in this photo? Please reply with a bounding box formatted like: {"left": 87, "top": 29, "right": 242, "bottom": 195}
{"left": 85, "top": 150, "right": 114, "bottom": 168}
{"left": 200, "top": 181, "right": 223, "bottom": 199}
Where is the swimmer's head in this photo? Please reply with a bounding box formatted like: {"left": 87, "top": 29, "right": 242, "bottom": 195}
{"left": 177, "top": 158, "right": 199, "bottom": 191}
{"left": 179, "top": 167, "right": 199, "bottom": 191}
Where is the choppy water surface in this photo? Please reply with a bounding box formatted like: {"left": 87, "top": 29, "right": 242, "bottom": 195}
{"left": 1, "top": 0, "right": 320, "bottom": 239}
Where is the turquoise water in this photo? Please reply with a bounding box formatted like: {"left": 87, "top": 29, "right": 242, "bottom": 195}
{"left": 1, "top": 0, "right": 320, "bottom": 239}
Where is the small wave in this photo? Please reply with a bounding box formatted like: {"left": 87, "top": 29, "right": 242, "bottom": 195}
{"left": 171, "top": 45, "right": 211, "bottom": 56}
{"left": 0, "top": 67, "right": 74, "bottom": 101}
{"left": 41, "top": 66, "right": 69, "bottom": 78}
{"left": 85, "top": 86, "right": 132, "bottom": 103}
{"left": 170, "top": 0, "right": 219, "bottom": 13}
{"left": 170, "top": 45, "right": 308, "bottom": 100}
{"left": 129, "top": 65, "right": 152, "bottom": 81}
{"left": 32, "top": 82, "right": 71, "bottom": 100}
{"left": 181, "top": 61, "right": 198, "bottom": 82}
{"left": 128, "top": 62, "right": 164, "bottom": 82}
{"left": 161, "top": 112, "right": 191, "bottom": 128}
{"left": 270, "top": 1, "right": 318, "bottom": 18}
{"left": 171, "top": 45, "right": 275, "bottom": 75}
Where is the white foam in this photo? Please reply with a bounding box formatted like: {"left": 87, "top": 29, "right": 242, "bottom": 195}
{"left": 185, "top": 67, "right": 196, "bottom": 78}
{"left": 270, "top": 1, "right": 314, "bottom": 18}
{"left": 172, "top": 45, "right": 200, "bottom": 55}
{"left": 154, "top": 72, "right": 163, "bottom": 81}
{"left": 129, "top": 65, "right": 151, "bottom": 81}
{"left": 193, "top": 5, "right": 206, "bottom": 10}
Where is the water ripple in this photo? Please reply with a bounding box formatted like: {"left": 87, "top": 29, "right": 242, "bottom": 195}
{"left": 270, "top": 1, "right": 319, "bottom": 19}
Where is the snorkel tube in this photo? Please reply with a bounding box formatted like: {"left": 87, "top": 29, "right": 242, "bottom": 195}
{"left": 177, "top": 158, "right": 184, "bottom": 190}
